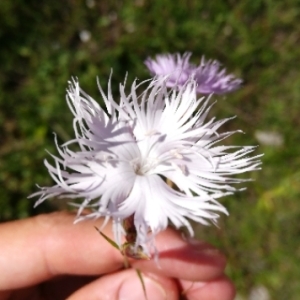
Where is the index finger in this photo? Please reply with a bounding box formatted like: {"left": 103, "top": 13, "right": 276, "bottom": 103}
{"left": 0, "top": 212, "right": 123, "bottom": 290}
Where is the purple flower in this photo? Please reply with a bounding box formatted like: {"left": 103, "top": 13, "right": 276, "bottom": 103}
{"left": 145, "top": 52, "right": 192, "bottom": 87}
{"left": 145, "top": 52, "right": 242, "bottom": 95}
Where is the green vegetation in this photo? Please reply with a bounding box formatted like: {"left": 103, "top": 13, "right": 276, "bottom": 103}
{"left": 1, "top": 1, "right": 299, "bottom": 298}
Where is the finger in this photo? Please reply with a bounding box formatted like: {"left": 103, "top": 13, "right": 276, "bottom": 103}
{"left": 0, "top": 212, "right": 226, "bottom": 290}
{"left": 180, "top": 275, "right": 236, "bottom": 300}
{"left": 131, "top": 232, "right": 227, "bottom": 282}
{"left": 0, "top": 211, "right": 124, "bottom": 290}
{"left": 66, "top": 269, "right": 178, "bottom": 300}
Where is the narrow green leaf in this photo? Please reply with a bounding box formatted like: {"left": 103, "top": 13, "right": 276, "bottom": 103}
{"left": 180, "top": 281, "right": 194, "bottom": 299}
{"left": 94, "top": 226, "right": 120, "bottom": 250}
{"left": 122, "top": 243, "right": 130, "bottom": 268}
{"left": 136, "top": 268, "right": 148, "bottom": 300}
{"left": 123, "top": 253, "right": 130, "bottom": 269}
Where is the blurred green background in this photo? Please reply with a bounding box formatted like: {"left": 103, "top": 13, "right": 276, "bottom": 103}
{"left": 1, "top": 1, "right": 299, "bottom": 299}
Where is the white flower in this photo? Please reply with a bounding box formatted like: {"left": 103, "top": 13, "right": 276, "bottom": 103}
{"left": 31, "top": 75, "right": 261, "bottom": 256}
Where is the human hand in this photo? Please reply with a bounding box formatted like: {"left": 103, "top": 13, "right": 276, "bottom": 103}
{"left": 0, "top": 212, "right": 235, "bottom": 300}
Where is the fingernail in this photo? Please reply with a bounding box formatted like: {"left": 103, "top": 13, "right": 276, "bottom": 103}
{"left": 118, "top": 274, "right": 166, "bottom": 300}
{"left": 186, "top": 238, "right": 220, "bottom": 252}
{"left": 185, "top": 237, "right": 206, "bottom": 246}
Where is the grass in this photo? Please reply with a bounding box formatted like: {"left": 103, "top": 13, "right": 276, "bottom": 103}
{"left": 1, "top": 0, "right": 300, "bottom": 298}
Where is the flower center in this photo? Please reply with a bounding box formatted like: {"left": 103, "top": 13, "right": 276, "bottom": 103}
{"left": 130, "top": 157, "right": 158, "bottom": 176}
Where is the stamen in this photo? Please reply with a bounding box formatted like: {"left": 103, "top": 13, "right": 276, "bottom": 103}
{"left": 170, "top": 149, "right": 183, "bottom": 159}
{"left": 171, "top": 162, "right": 188, "bottom": 175}
{"left": 144, "top": 129, "right": 158, "bottom": 136}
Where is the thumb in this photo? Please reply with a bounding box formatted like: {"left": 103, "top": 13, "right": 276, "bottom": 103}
{"left": 66, "top": 268, "right": 178, "bottom": 300}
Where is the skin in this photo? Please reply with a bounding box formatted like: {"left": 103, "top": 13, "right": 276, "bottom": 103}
{"left": 0, "top": 212, "right": 235, "bottom": 300}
